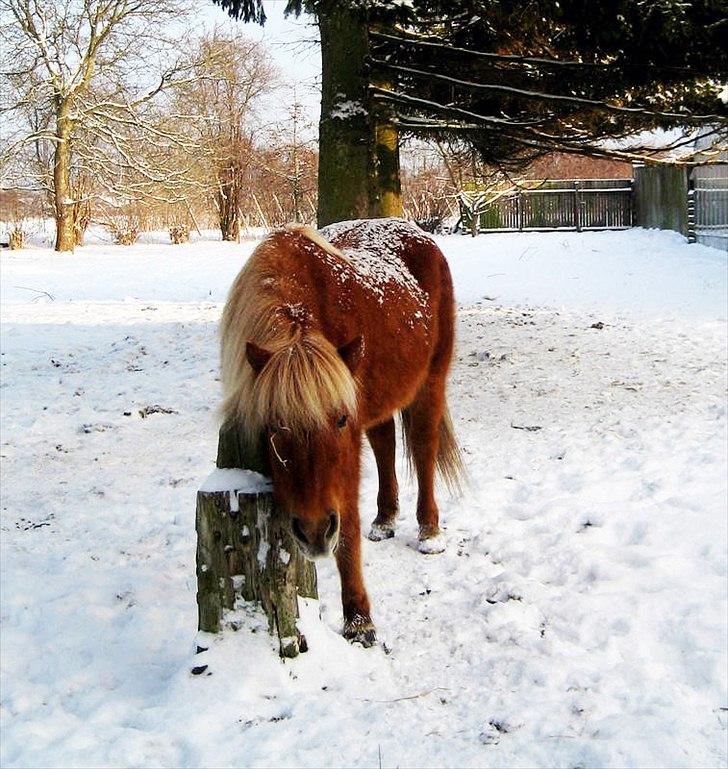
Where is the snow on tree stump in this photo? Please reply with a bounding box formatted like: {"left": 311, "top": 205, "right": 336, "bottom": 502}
{"left": 195, "top": 424, "right": 318, "bottom": 658}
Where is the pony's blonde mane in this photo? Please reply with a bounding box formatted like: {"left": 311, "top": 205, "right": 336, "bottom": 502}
{"left": 283, "top": 223, "right": 347, "bottom": 261}
{"left": 220, "top": 231, "right": 358, "bottom": 444}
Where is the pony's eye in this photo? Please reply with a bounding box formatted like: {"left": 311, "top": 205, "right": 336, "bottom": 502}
{"left": 336, "top": 414, "right": 348, "bottom": 429}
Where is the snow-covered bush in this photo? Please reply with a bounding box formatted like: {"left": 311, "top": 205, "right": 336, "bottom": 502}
{"left": 169, "top": 224, "right": 190, "bottom": 244}
{"left": 106, "top": 217, "right": 140, "bottom": 246}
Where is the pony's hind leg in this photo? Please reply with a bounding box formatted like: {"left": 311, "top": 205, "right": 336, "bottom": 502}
{"left": 366, "top": 418, "right": 399, "bottom": 541}
{"left": 405, "top": 375, "right": 447, "bottom": 553}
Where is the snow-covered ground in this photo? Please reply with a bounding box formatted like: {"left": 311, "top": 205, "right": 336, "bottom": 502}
{"left": 1, "top": 228, "right": 726, "bottom": 768}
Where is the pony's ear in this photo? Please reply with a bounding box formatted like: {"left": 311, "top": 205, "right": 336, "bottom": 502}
{"left": 246, "top": 341, "right": 272, "bottom": 374}
{"left": 338, "top": 335, "right": 364, "bottom": 375}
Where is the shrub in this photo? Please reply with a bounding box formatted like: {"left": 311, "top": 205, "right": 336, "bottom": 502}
{"left": 9, "top": 228, "right": 25, "bottom": 250}
{"left": 169, "top": 224, "right": 190, "bottom": 244}
{"left": 106, "top": 218, "right": 139, "bottom": 245}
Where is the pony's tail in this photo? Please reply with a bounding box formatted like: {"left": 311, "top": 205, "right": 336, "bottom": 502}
{"left": 401, "top": 404, "right": 465, "bottom": 495}
{"left": 437, "top": 407, "right": 465, "bottom": 494}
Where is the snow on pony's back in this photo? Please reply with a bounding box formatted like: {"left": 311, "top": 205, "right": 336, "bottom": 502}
{"left": 319, "top": 218, "right": 431, "bottom": 308}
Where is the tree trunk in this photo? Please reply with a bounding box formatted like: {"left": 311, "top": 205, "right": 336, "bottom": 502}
{"left": 370, "top": 72, "right": 403, "bottom": 218}
{"left": 54, "top": 114, "right": 75, "bottom": 252}
{"left": 291, "top": 101, "right": 303, "bottom": 223}
{"left": 195, "top": 423, "right": 318, "bottom": 658}
{"left": 217, "top": 164, "right": 241, "bottom": 242}
{"left": 317, "top": 2, "right": 373, "bottom": 226}
{"left": 317, "top": 9, "right": 404, "bottom": 225}
{"left": 72, "top": 196, "right": 91, "bottom": 246}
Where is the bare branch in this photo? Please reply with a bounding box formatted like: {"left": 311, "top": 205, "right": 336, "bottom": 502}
{"left": 370, "top": 59, "right": 726, "bottom": 125}
{"left": 371, "top": 86, "right": 550, "bottom": 128}
{"left": 371, "top": 29, "right": 699, "bottom": 74}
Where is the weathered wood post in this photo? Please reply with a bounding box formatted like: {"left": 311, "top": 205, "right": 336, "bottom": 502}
{"left": 573, "top": 180, "right": 582, "bottom": 232}
{"left": 195, "top": 423, "right": 318, "bottom": 658}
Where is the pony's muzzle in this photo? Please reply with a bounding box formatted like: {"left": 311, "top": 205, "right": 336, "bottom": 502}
{"left": 291, "top": 510, "right": 340, "bottom": 559}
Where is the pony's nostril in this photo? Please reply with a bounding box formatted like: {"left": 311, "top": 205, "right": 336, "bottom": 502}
{"left": 326, "top": 510, "right": 339, "bottom": 540}
{"left": 291, "top": 517, "right": 308, "bottom": 545}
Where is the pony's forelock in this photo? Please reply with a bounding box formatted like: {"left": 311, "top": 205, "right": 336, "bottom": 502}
{"left": 247, "top": 333, "right": 358, "bottom": 438}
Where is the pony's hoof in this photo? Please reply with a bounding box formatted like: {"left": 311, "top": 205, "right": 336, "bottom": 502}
{"left": 417, "top": 532, "right": 446, "bottom": 554}
{"left": 343, "top": 617, "right": 377, "bottom": 647}
{"left": 368, "top": 522, "right": 395, "bottom": 541}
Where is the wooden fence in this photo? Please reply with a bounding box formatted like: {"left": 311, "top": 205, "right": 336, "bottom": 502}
{"left": 633, "top": 164, "right": 689, "bottom": 235}
{"left": 459, "top": 179, "right": 633, "bottom": 235}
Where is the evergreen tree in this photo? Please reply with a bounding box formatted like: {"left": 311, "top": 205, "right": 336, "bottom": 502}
{"left": 212, "top": 0, "right": 728, "bottom": 222}
{"left": 369, "top": 0, "right": 728, "bottom": 169}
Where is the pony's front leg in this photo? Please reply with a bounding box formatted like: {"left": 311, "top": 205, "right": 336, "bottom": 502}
{"left": 336, "top": 506, "right": 376, "bottom": 647}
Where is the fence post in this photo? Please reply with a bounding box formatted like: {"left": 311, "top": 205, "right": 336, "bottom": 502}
{"left": 573, "top": 181, "right": 582, "bottom": 232}
{"left": 628, "top": 179, "right": 635, "bottom": 227}
{"left": 469, "top": 193, "right": 480, "bottom": 237}
{"left": 517, "top": 191, "right": 523, "bottom": 231}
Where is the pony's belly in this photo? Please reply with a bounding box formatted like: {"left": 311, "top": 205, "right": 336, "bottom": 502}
{"left": 360, "top": 334, "right": 432, "bottom": 426}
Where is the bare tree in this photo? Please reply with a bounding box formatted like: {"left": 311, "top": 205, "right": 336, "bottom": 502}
{"left": 255, "top": 85, "right": 318, "bottom": 225}
{"left": 281, "top": 96, "right": 307, "bottom": 223}
{"left": 1, "top": 0, "right": 197, "bottom": 251}
{"left": 171, "top": 31, "right": 278, "bottom": 241}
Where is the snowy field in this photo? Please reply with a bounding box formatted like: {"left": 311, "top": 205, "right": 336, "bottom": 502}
{"left": 1, "top": 228, "right": 726, "bottom": 768}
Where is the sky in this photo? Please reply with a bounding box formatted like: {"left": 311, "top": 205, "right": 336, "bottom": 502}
{"left": 199, "top": 1, "right": 322, "bottom": 130}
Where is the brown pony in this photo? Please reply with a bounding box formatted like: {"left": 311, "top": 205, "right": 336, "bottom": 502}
{"left": 220, "top": 218, "right": 461, "bottom": 646}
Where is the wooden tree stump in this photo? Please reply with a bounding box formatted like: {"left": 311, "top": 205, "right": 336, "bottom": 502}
{"left": 196, "top": 423, "right": 318, "bottom": 658}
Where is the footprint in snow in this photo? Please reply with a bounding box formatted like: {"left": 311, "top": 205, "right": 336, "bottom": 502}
{"left": 78, "top": 422, "right": 118, "bottom": 434}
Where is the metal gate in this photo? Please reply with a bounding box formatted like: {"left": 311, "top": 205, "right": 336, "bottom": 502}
{"left": 459, "top": 179, "right": 633, "bottom": 235}
{"left": 688, "top": 165, "right": 728, "bottom": 250}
